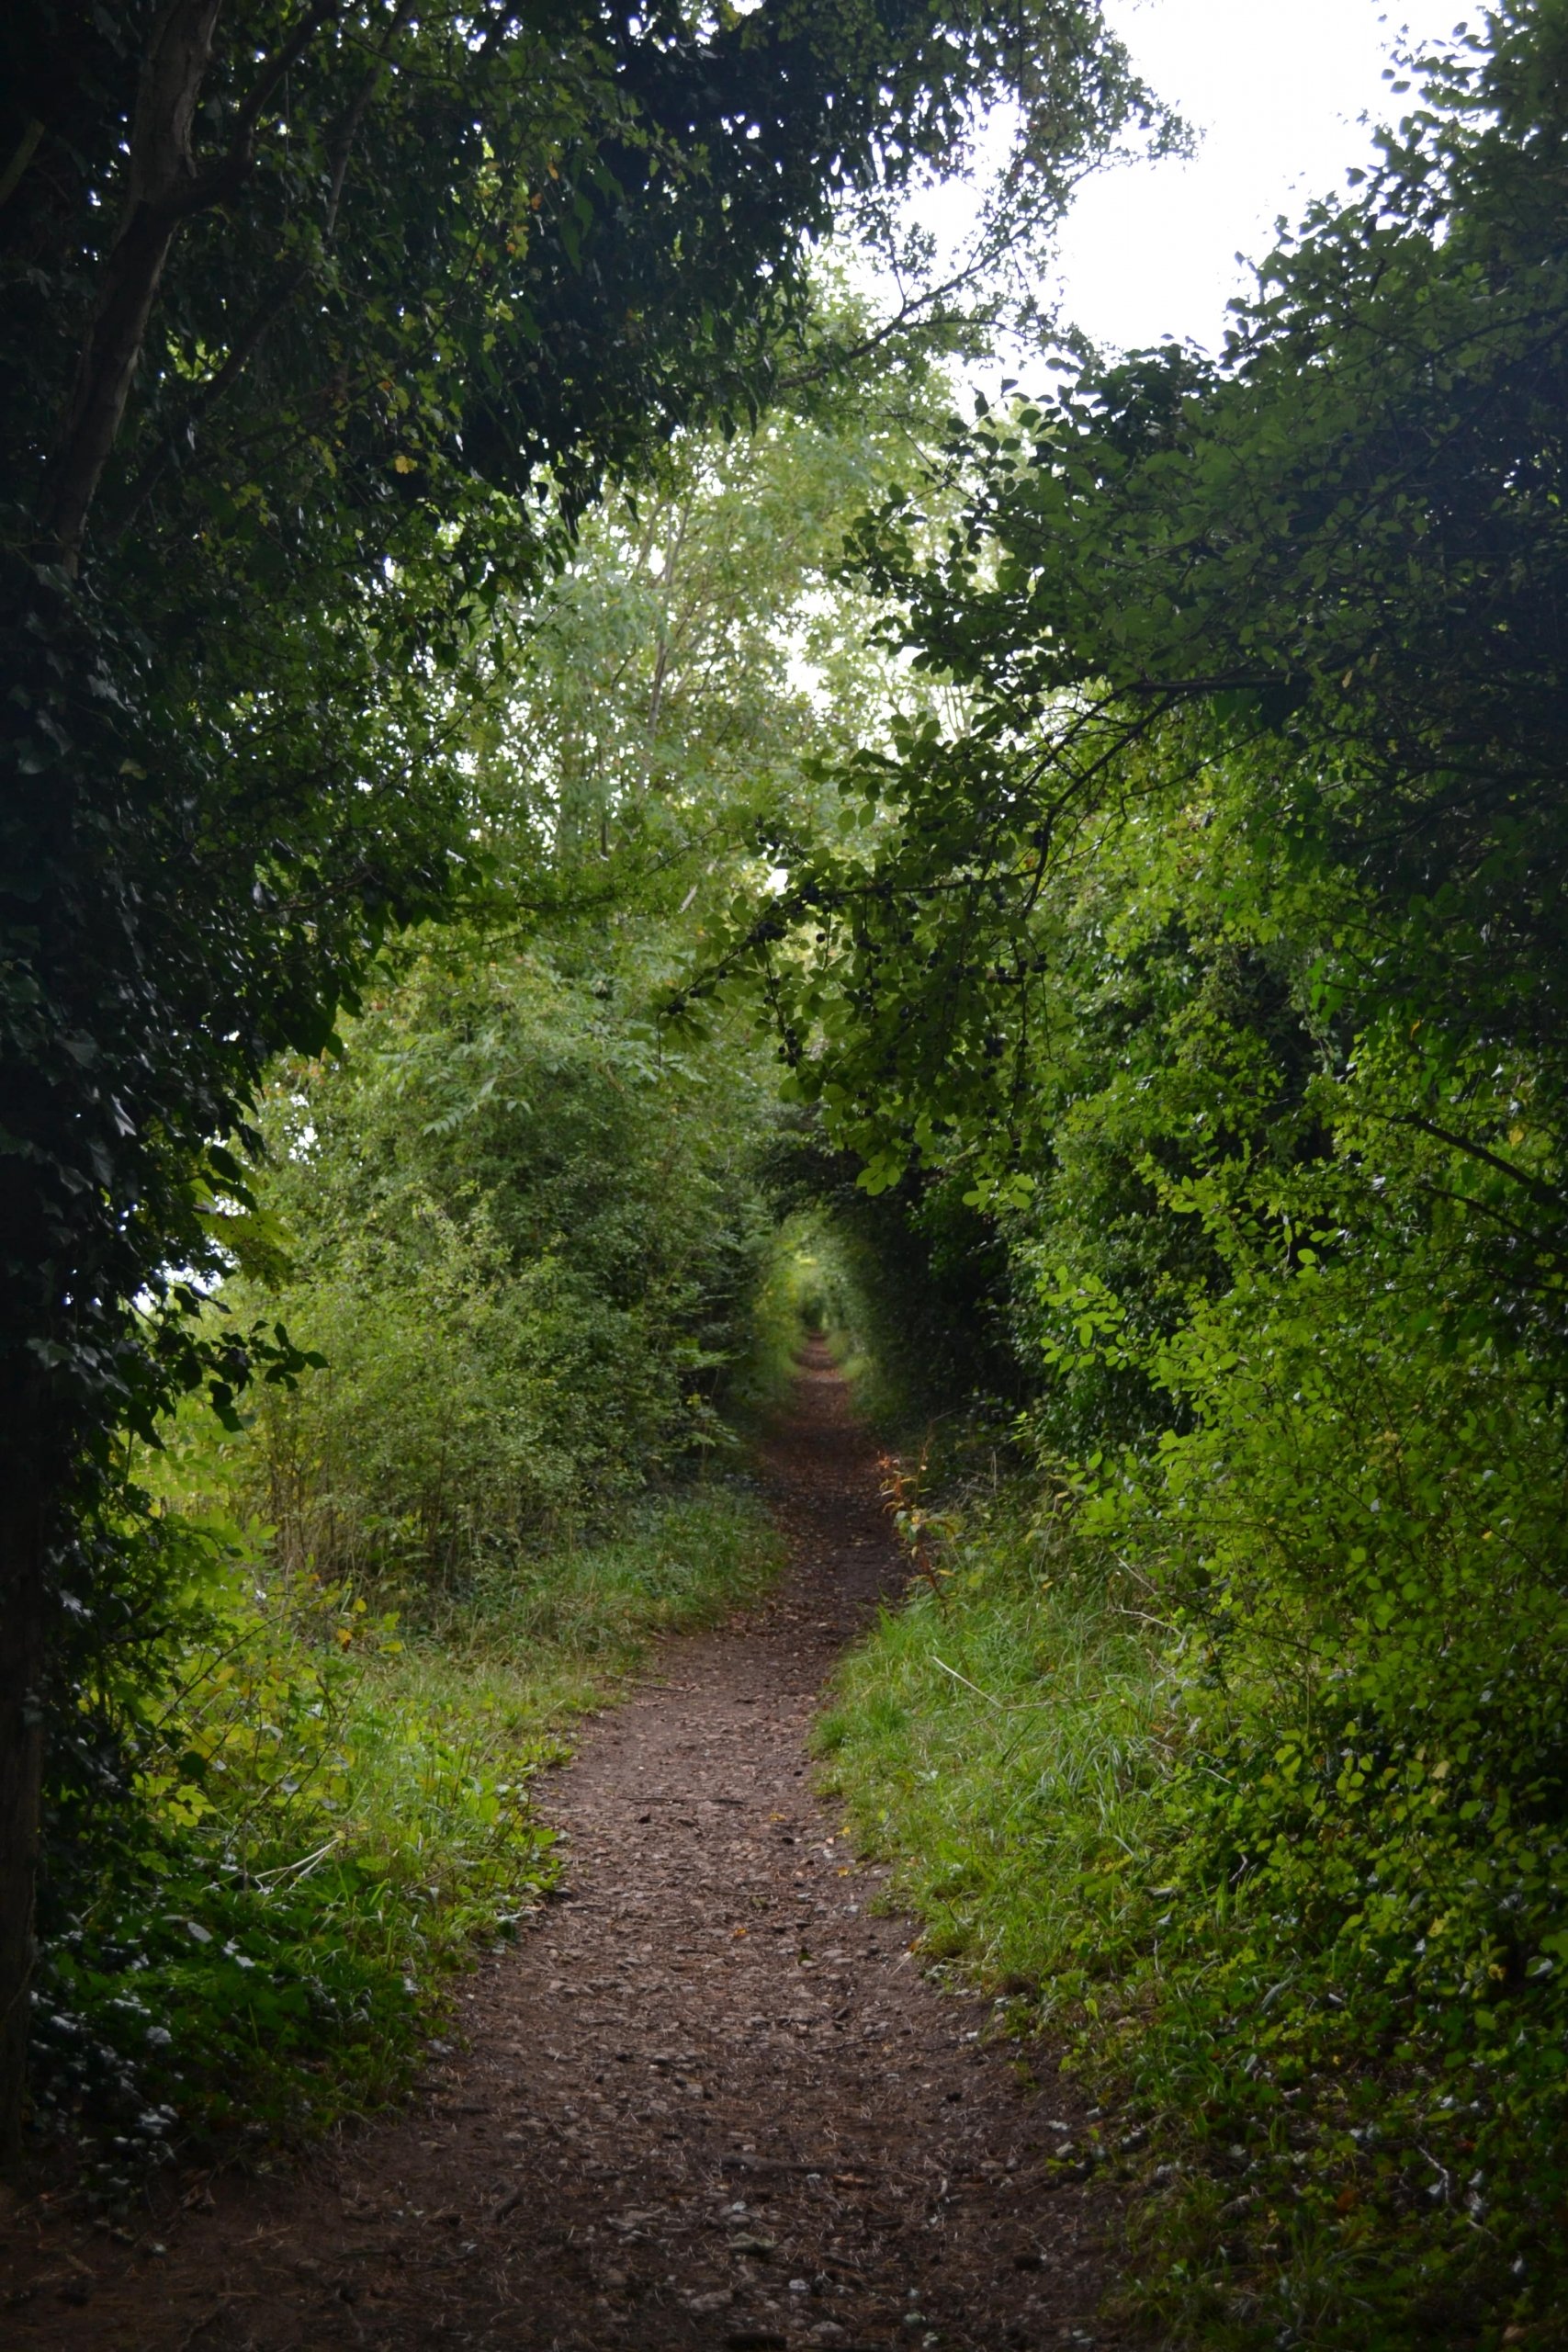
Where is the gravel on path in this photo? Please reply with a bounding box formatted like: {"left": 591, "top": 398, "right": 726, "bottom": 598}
{"left": 1, "top": 1344, "right": 1128, "bottom": 2351}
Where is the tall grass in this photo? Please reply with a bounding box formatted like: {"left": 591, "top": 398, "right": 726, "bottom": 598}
{"left": 817, "top": 1490, "right": 1176, "bottom": 2000}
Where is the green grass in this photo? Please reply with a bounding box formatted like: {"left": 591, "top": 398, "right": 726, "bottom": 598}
{"left": 817, "top": 1490, "right": 1174, "bottom": 2003}
{"left": 32, "top": 1481, "right": 782, "bottom": 2188}
{"left": 420, "top": 1484, "right": 782, "bottom": 1674}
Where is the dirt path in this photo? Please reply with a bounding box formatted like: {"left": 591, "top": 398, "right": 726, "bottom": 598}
{"left": 2, "top": 1347, "right": 1126, "bottom": 2350}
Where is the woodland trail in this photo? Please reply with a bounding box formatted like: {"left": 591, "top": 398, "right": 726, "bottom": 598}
{"left": 3, "top": 1347, "right": 1125, "bottom": 2351}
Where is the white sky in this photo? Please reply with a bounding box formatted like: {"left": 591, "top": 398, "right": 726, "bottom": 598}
{"left": 1041, "top": 0, "right": 1470, "bottom": 354}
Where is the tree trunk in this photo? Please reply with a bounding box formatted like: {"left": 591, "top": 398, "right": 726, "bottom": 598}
{"left": 45, "top": 0, "right": 222, "bottom": 570}
{"left": 0, "top": 1424, "right": 49, "bottom": 2168}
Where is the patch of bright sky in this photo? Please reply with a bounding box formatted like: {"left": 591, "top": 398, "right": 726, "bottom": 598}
{"left": 1057, "top": 0, "right": 1471, "bottom": 353}
{"left": 794, "top": 6, "right": 1470, "bottom": 728}
{"left": 924, "top": 0, "right": 1472, "bottom": 360}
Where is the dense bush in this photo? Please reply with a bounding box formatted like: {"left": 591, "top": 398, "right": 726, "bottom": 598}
{"left": 816, "top": 769, "right": 1568, "bottom": 2342}
{"left": 232, "top": 930, "right": 776, "bottom": 1590}
{"left": 31, "top": 1513, "right": 560, "bottom": 2180}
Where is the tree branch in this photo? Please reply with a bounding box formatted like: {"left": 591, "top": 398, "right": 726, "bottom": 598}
{"left": 115, "top": 0, "right": 414, "bottom": 540}
{"left": 0, "top": 119, "right": 45, "bottom": 214}
{"left": 1382, "top": 1112, "right": 1568, "bottom": 1210}
{"left": 42, "top": 0, "right": 347, "bottom": 571}
{"left": 44, "top": 0, "right": 224, "bottom": 569}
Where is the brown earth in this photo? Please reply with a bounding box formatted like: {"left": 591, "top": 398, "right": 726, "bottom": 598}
{"left": 0, "top": 1344, "right": 1129, "bottom": 2351}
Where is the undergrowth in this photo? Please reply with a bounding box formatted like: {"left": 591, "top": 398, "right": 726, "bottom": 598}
{"left": 31, "top": 1482, "right": 780, "bottom": 2194}
{"left": 819, "top": 1481, "right": 1568, "bottom": 2352}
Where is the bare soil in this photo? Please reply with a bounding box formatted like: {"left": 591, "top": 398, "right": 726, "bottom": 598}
{"left": 1, "top": 1345, "right": 1128, "bottom": 2351}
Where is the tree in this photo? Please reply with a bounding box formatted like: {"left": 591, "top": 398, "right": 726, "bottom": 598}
{"left": 723, "top": 2, "right": 1568, "bottom": 1203}
{"left": 0, "top": 0, "right": 1151, "bottom": 2150}
{"left": 465, "top": 297, "right": 957, "bottom": 896}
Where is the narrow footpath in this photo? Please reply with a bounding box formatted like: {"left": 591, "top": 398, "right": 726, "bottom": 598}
{"left": 4, "top": 1346, "right": 1124, "bottom": 2350}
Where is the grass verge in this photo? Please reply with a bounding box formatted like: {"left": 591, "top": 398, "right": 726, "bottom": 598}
{"left": 816, "top": 1496, "right": 1172, "bottom": 2001}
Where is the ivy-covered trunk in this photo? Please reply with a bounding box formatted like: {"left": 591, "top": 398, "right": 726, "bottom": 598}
{"left": 0, "top": 1406, "right": 48, "bottom": 2165}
